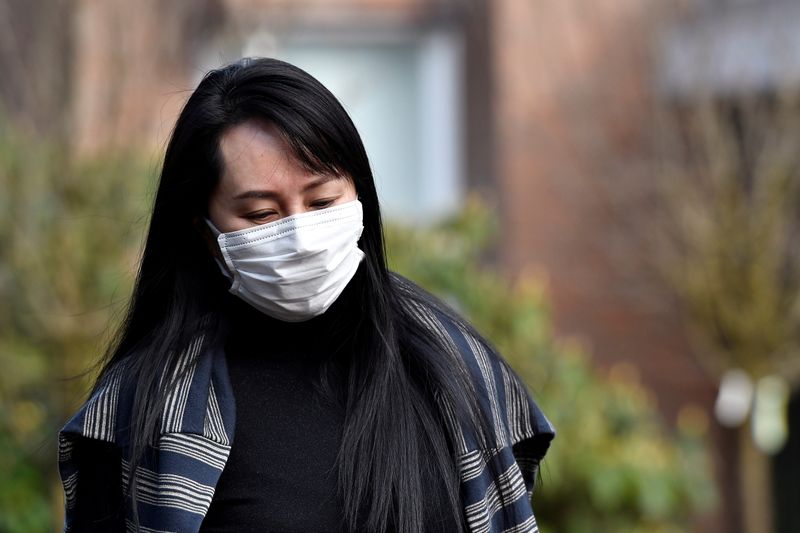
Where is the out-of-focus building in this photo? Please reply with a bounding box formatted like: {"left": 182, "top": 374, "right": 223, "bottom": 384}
{"left": 660, "top": 2, "right": 800, "bottom": 533}
{"left": 6, "top": 0, "right": 799, "bottom": 531}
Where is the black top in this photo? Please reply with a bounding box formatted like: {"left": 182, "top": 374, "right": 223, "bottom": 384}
{"left": 200, "top": 291, "right": 462, "bottom": 532}
{"left": 199, "top": 294, "right": 350, "bottom": 532}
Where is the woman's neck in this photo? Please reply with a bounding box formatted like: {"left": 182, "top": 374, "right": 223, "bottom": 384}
{"left": 219, "top": 277, "right": 361, "bottom": 355}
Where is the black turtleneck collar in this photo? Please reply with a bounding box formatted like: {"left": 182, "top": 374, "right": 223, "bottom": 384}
{"left": 218, "top": 267, "right": 364, "bottom": 359}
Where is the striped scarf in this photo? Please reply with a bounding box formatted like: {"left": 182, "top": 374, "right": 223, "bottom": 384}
{"left": 58, "top": 307, "right": 555, "bottom": 532}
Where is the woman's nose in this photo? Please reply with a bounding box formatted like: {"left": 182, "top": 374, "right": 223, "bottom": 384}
{"left": 283, "top": 201, "right": 309, "bottom": 218}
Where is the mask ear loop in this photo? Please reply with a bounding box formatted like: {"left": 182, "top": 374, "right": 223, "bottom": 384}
{"left": 204, "top": 217, "right": 222, "bottom": 237}
{"left": 204, "top": 217, "right": 233, "bottom": 282}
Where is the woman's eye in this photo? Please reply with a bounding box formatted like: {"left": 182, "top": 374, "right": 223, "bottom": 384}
{"left": 311, "top": 199, "right": 335, "bottom": 209}
{"left": 248, "top": 211, "right": 277, "bottom": 221}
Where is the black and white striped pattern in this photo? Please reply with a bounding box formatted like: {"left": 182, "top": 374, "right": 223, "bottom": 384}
{"left": 82, "top": 361, "right": 126, "bottom": 441}
{"left": 121, "top": 459, "right": 216, "bottom": 516}
{"left": 459, "top": 448, "right": 500, "bottom": 483}
{"left": 58, "top": 434, "right": 74, "bottom": 462}
{"left": 203, "top": 380, "right": 229, "bottom": 445}
{"left": 464, "top": 461, "right": 529, "bottom": 528}
{"left": 160, "top": 335, "right": 204, "bottom": 433}
{"left": 461, "top": 324, "right": 511, "bottom": 449}
{"left": 125, "top": 519, "right": 176, "bottom": 533}
{"left": 499, "top": 362, "right": 535, "bottom": 445}
{"left": 501, "top": 514, "right": 539, "bottom": 533}
{"left": 158, "top": 433, "right": 230, "bottom": 471}
{"left": 62, "top": 471, "right": 79, "bottom": 510}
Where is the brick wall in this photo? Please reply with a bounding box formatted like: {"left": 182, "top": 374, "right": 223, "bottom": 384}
{"left": 489, "top": 0, "right": 730, "bottom": 530}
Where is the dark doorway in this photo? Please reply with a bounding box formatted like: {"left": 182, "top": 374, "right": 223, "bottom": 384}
{"left": 772, "top": 387, "right": 799, "bottom": 533}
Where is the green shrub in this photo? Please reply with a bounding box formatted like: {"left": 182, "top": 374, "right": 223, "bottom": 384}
{"left": 0, "top": 124, "right": 151, "bottom": 532}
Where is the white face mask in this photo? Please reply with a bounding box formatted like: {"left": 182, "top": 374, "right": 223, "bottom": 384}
{"left": 205, "top": 199, "right": 365, "bottom": 322}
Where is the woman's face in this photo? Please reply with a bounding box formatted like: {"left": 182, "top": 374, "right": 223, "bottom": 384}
{"left": 207, "top": 118, "right": 357, "bottom": 233}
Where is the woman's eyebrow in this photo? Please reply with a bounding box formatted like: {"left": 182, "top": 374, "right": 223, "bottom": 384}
{"left": 231, "top": 175, "right": 340, "bottom": 201}
{"left": 231, "top": 189, "right": 278, "bottom": 200}
{"left": 301, "top": 174, "right": 339, "bottom": 192}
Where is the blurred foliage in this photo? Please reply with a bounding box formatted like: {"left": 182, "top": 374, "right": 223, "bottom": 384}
{"left": 386, "top": 197, "right": 717, "bottom": 533}
{"left": 651, "top": 96, "right": 800, "bottom": 531}
{"left": 0, "top": 122, "right": 152, "bottom": 532}
{"left": 0, "top": 123, "right": 715, "bottom": 532}
{"left": 654, "top": 95, "right": 800, "bottom": 383}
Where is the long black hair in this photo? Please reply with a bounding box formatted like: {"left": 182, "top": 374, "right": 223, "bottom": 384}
{"left": 95, "top": 57, "right": 507, "bottom": 532}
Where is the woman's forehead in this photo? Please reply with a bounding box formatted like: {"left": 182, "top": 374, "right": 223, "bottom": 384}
{"left": 220, "top": 121, "right": 292, "bottom": 175}
{"left": 219, "top": 123, "right": 302, "bottom": 188}
{"left": 213, "top": 124, "right": 349, "bottom": 204}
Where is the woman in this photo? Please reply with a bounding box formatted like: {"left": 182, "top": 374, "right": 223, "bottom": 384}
{"left": 58, "top": 57, "right": 555, "bottom": 533}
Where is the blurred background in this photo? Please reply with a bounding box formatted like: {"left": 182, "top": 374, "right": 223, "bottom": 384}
{"left": 1, "top": 0, "right": 798, "bottom": 531}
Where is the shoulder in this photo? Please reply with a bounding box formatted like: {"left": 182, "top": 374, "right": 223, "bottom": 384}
{"left": 438, "top": 308, "right": 555, "bottom": 454}
{"left": 58, "top": 333, "right": 234, "bottom": 530}
{"left": 390, "top": 272, "right": 555, "bottom": 454}
{"left": 58, "top": 329, "right": 233, "bottom": 448}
